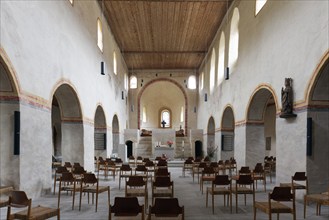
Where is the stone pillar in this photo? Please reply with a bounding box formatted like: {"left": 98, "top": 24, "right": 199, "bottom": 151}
{"left": 234, "top": 125, "right": 246, "bottom": 169}
{"left": 246, "top": 124, "right": 265, "bottom": 168}
{"left": 83, "top": 123, "right": 94, "bottom": 172}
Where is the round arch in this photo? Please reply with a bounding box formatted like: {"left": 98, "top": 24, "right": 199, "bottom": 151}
{"left": 112, "top": 114, "right": 120, "bottom": 154}
{"left": 94, "top": 105, "right": 107, "bottom": 158}
{"left": 245, "top": 86, "right": 277, "bottom": 168}
{"left": 137, "top": 78, "right": 188, "bottom": 134}
{"left": 0, "top": 53, "right": 20, "bottom": 189}
{"left": 220, "top": 105, "right": 235, "bottom": 160}
{"left": 51, "top": 83, "right": 84, "bottom": 165}
{"left": 207, "top": 116, "right": 216, "bottom": 159}
{"left": 305, "top": 54, "right": 329, "bottom": 193}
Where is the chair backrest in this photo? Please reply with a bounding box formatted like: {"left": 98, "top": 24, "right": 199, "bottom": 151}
{"left": 155, "top": 168, "right": 170, "bottom": 177}
{"left": 137, "top": 156, "right": 143, "bottom": 161}
{"left": 198, "top": 162, "right": 207, "bottom": 168}
{"left": 56, "top": 166, "right": 69, "bottom": 174}
{"left": 82, "top": 173, "right": 98, "bottom": 184}
{"left": 237, "top": 174, "right": 253, "bottom": 185}
{"left": 145, "top": 160, "right": 155, "bottom": 167}
{"left": 64, "top": 162, "right": 72, "bottom": 168}
{"left": 136, "top": 165, "right": 147, "bottom": 172}
{"left": 73, "top": 166, "right": 86, "bottom": 175}
{"left": 9, "top": 191, "right": 31, "bottom": 207}
{"left": 150, "top": 198, "right": 183, "bottom": 216}
{"left": 213, "top": 175, "right": 230, "bottom": 186}
{"left": 127, "top": 176, "right": 146, "bottom": 187}
{"left": 202, "top": 166, "right": 215, "bottom": 175}
{"left": 143, "top": 158, "right": 150, "bottom": 163}
{"left": 153, "top": 176, "right": 172, "bottom": 187}
{"left": 121, "top": 164, "right": 132, "bottom": 171}
{"left": 292, "top": 172, "right": 307, "bottom": 181}
{"left": 111, "top": 197, "right": 143, "bottom": 216}
{"left": 184, "top": 159, "right": 193, "bottom": 164}
{"left": 254, "top": 164, "right": 264, "bottom": 173}
{"left": 61, "top": 172, "right": 75, "bottom": 182}
{"left": 157, "top": 160, "right": 167, "bottom": 167}
{"left": 239, "top": 166, "right": 251, "bottom": 174}
{"left": 210, "top": 162, "right": 218, "bottom": 168}
{"left": 270, "top": 187, "right": 293, "bottom": 201}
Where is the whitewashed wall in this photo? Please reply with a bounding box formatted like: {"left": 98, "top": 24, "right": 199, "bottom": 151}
{"left": 0, "top": 0, "right": 128, "bottom": 197}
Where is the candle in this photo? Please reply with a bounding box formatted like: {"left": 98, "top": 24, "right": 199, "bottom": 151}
{"left": 182, "top": 140, "right": 184, "bottom": 147}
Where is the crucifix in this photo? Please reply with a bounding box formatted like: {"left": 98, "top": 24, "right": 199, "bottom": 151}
{"left": 161, "top": 120, "right": 166, "bottom": 128}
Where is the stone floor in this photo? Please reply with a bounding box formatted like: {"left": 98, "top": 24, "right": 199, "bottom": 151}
{"left": 0, "top": 166, "right": 328, "bottom": 220}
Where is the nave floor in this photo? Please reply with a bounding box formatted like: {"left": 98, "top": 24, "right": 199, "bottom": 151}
{"left": 0, "top": 167, "right": 328, "bottom": 220}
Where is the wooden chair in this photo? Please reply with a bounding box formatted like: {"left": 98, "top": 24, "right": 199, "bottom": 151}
{"left": 156, "top": 159, "right": 168, "bottom": 170}
{"left": 125, "top": 176, "right": 148, "bottom": 210}
{"left": 192, "top": 162, "right": 207, "bottom": 183}
{"left": 304, "top": 191, "right": 329, "bottom": 218}
{"left": 58, "top": 172, "right": 80, "bottom": 210}
{"left": 154, "top": 167, "right": 170, "bottom": 178}
{"left": 206, "top": 175, "right": 232, "bottom": 214}
{"left": 135, "top": 165, "right": 150, "bottom": 182}
{"left": 231, "top": 174, "right": 255, "bottom": 213}
{"left": 119, "top": 164, "right": 132, "bottom": 189}
{"left": 253, "top": 163, "right": 266, "bottom": 192}
{"left": 0, "top": 186, "right": 13, "bottom": 208}
{"left": 254, "top": 186, "right": 296, "bottom": 220}
{"left": 53, "top": 166, "right": 69, "bottom": 195}
{"left": 7, "top": 190, "right": 60, "bottom": 220}
{"left": 182, "top": 159, "right": 193, "bottom": 177}
{"left": 79, "top": 173, "right": 110, "bottom": 212}
{"left": 280, "top": 172, "right": 308, "bottom": 195}
{"left": 129, "top": 156, "right": 136, "bottom": 167}
{"left": 109, "top": 197, "right": 144, "bottom": 220}
{"left": 148, "top": 198, "right": 184, "bottom": 220}
{"left": 200, "top": 166, "right": 216, "bottom": 194}
{"left": 152, "top": 176, "right": 174, "bottom": 204}
{"left": 145, "top": 160, "right": 156, "bottom": 180}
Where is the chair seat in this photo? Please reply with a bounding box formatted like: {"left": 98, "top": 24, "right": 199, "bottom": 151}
{"left": 0, "top": 199, "right": 8, "bottom": 208}
{"left": 232, "top": 186, "right": 253, "bottom": 194}
{"left": 12, "top": 205, "right": 59, "bottom": 220}
{"left": 305, "top": 194, "right": 329, "bottom": 205}
{"left": 202, "top": 176, "right": 215, "bottom": 181}
{"left": 127, "top": 189, "right": 147, "bottom": 196}
{"left": 255, "top": 201, "right": 293, "bottom": 214}
{"left": 207, "top": 187, "right": 231, "bottom": 195}
{"left": 280, "top": 182, "right": 306, "bottom": 190}
{"left": 82, "top": 185, "right": 109, "bottom": 193}
{"left": 153, "top": 189, "right": 172, "bottom": 197}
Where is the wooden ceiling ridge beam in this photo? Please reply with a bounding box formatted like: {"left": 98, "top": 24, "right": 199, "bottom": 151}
{"left": 107, "top": 0, "right": 230, "bottom": 2}
{"left": 123, "top": 50, "right": 208, "bottom": 54}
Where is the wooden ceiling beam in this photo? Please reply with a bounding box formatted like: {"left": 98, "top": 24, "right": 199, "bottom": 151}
{"left": 122, "top": 51, "right": 207, "bottom": 54}
{"left": 106, "top": 0, "right": 231, "bottom": 2}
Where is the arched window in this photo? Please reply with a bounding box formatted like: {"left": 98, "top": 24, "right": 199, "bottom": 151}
{"left": 180, "top": 106, "right": 184, "bottom": 122}
{"left": 210, "top": 48, "right": 216, "bottom": 92}
{"left": 255, "top": 0, "right": 267, "bottom": 15}
{"left": 228, "top": 8, "right": 240, "bottom": 71}
{"left": 188, "top": 75, "right": 196, "bottom": 89}
{"left": 160, "top": 109, "right": 170, "bottom": 128}
{"left": 130, "top": 76, "right": 137, "bottom": 89}
{"left": 200, "top": 72, "right": 204, "bottom": 90}
{"left": 217, "top": 32, "right": 225, "bottom": 85}
{"left": 124, "top": 73, "right": 128, "bottom": 90}
{"left": 113, "top": 51, "right": 117, "bottom": 75}
{"left": 68, "top": 0, "right": 73, "bottom": 5}
{"left": 97, "top": 18, "right": 103, "bottom": 52}
{"left": 142, "top": 106, "right": 147, "bottom": 123}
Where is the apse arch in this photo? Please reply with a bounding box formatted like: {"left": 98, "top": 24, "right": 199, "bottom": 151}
{"left": 245, "top": 85, "right": 277, "bottom": 168}
{"left": 220, "top": 105, "right": 235, "bottom": 160}
{"left": 51, "top": 83, "right": 84, "bottom": 165}
{"left": 306, "top": 53, "right": 329, "bottom": 193}
{"left": 137, "top": 78, "right": 188, "bottom": 133}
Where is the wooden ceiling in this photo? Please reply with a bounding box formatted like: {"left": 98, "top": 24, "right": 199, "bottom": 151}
{"left": 100, "top": 0, "right": 233, "bottom": 71}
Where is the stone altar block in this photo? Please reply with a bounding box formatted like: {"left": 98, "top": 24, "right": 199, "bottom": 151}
{"left": 154, "top": 146, "right": 175, "bottom": 160}
{"left": 152, "top": 129, "right": 176, "bottom": 157}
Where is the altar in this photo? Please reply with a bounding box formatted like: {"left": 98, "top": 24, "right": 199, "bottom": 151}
{"left": 154, "top": 146, "right": 175, "bottom": 160}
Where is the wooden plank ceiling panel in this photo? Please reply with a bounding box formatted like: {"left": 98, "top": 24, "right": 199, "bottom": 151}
{"left": 100, "top": 0, "right": 232, "bottom": 71}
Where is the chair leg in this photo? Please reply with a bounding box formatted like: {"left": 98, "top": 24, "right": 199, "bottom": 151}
{"left": 95, "top": 192, "right": 98, "bottom": 212}
{"left": 236, "top": 193, "right": 238, "bottom": 213}
{"left": 206, "top": 191, "right": 208, "bottom": 207}
{"left": 253, "top": 206, "right": 256, "bottom": 220}
{"left": 212, "top": 194, "right": 214, "bottom": 214}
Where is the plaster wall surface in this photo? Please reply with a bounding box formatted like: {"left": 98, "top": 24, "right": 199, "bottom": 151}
{"left": 124, "top": 129, "right": 140, "bottom": 143}
{"left": 264, "top": 105, "right": 276, "bottom": 156}
{"left": 220, "top": 131, "right": 235, "bottom": 161}
{"left": 246, "top": 124, "right": 265, "bottom": 168}
{"left": 19, "top": 105, "right": 52, "bottom": 198}
{"left": 234, "top": 125, "right": 246, "bottom": 169}
{"left": 83, "top": 124, "right": 95, "bottom": 172}
{"left": 61, "top": 123, "right": 84, "bottom": 165}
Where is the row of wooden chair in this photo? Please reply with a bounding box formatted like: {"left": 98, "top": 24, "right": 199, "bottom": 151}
{"left": 109, "top": 197, "right": 184, "bottom": 220}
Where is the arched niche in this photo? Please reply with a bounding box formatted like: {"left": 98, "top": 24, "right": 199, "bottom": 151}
{"left": 246, "top": 87, "right": 277, "bottom": 169}
{"left": 94, "top": 105, "right": 107, "bottom": 158}
{"left": 51, "top": 83, "right": 84, "bottom": 165}
{"left": 112, "top": 114, "right": 120, "bottom": 154}
{"left": 0, "top": 56, "right": 20, "bottom": 189}
{"left": 221, "top": 106, "right": 235, "bottom": 160}
{"left": 306, "top": 56, "right": 329, "bottom": 193}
